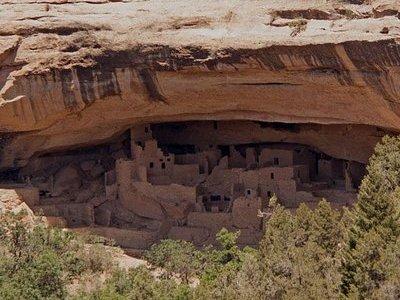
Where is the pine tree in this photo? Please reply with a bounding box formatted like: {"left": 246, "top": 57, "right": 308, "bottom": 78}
{"left": 341, "top": 135, "right": 400, "bottom": 297}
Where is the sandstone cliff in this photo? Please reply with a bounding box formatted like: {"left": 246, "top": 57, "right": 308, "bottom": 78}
{"left": 1, "top": 0, "right": 400, "bottom": 169}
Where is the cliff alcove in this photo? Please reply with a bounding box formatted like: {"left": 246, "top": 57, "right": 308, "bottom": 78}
{"left": 0, "top": 119, "right": 387, "bottom": 249}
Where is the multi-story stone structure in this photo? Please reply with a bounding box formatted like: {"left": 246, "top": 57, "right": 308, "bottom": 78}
{"left": 8, "top": 122, "right": 361, "bottom": 250}
{"left": 100, "top": 124, "right": 358, "bottom": 247}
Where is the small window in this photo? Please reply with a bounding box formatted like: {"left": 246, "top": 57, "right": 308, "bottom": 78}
{"left": 149, "top": 162, "right": 154, "bottom": 168}
{"left": 297, "top": 170, "right": 301, "bottom": 178}
{"left": 167, "top": 158, "right": 171, "bottom": 162}
{"left": 224, "top": 196, "right": 230, "bottom": 202}
{"left": 159, "top": 158, "right": 163, "bottom": 162}
{"left": 210, "top": 195, "right": 221, "bottom": 202}
{"left": 270, "top": 172, "right": 274, "bottom": 179}
{"left": 274, "top": 157, "right": 279, "bottom": 165}
{"left": 246, "top": 189, "right": 251, "bottom": 195}
{"left": 161, "top": 162, "right": 166, "bottom": 169}
{"left": 137, "top": 141, "right": 142, "bottom": 147}
{"left": 267, "top": 191, "right": 272, "bottom": 198}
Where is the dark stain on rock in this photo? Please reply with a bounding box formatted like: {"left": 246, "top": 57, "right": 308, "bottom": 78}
{"left": 291, "top": 44, "right": 353, "bottom": 85}
{"left": 361, "top": 70, "right": 394, "bottom": 102}
{"left": 246, "top": 44, "right": 353, "bottom": 85}
{"left": 28, "top": 77, "right": 39, "bottom": 123}
{"left": 29, "top": 39, "right": 400, "bottom": 109}
{"left": 344, "top": 40, "right": 400, "bottom": 70}
{"left": 344, "top": 40, "right": 400, "bottom": 102}
{"left": 60, "top": 70, "right": 77, "bottom": 109}
{"left": 96, "top": 68, "right": 121, "bottom": 99}
{"left": 274, "top": 9, "right": 336, "bottom": 20}
{"left": 137, "top": 67, "right": 167, "bottom": 103}
{"left": 76, "top": 67, "right": 122, "bottom": 104}
{"left": 251, "top": 49, "right": 286, "bottom": 71}
{"left": 76, "top": 67, "right": 96, "bottom": 105}
{"left": 0, "top": 23, "right": 111, "bottom": 37}
{"left": 311, "top": 67, "right": 353, "bottom": 86}
{"left": 94, "top": 45, "right": 217, "bottom": 72}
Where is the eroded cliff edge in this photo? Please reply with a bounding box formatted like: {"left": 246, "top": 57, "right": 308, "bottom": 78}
{"left": 1, "top": 0, "right": 400, "bottom": 169}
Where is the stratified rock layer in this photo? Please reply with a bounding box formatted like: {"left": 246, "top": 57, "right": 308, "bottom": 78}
{"left": 1, "top": 0, "right": 400, "bottom": 168}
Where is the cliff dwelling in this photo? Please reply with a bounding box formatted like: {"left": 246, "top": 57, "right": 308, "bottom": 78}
{"left": 1, "top": 0, "right": 400, "bottom": 253}
{"left": 0, "top": 120, "right": 384, "bottom": 250}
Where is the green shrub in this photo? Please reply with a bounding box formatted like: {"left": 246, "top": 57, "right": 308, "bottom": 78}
{"left": 77, "top": 266, "right": 192, "bottom": 300}
{"left": 145, "top": 239, "right": 203, "bottom": 283}
{"left": 0, "top": 211, "right": 114, "bottom": 299}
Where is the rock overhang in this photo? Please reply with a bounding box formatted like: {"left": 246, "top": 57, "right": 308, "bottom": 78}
{"left": 0, "top": 0, "right": 400, "bottom": 169}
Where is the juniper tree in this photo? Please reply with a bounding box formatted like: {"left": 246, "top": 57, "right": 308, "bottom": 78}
{"left": 341, "top": 135, "right": 400, "bottom": 297}
{"left": 259, "top": 198, "right": 342, "bottom": 299}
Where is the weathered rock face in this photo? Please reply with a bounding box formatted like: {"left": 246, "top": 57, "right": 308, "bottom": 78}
{"left": 0, "top": 0, "right": 400, "bottom": 169}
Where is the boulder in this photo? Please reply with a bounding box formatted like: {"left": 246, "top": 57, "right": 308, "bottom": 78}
{"left": 11, "top": 202, "right": 36, "bottom": 224}
{"left": 0, "top": 187, "right": 39, "bottom": 209}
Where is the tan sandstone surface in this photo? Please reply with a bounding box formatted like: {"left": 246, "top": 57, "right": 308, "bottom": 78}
{"left": 0, "top": 0, "right": 400, "bottom": 168}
